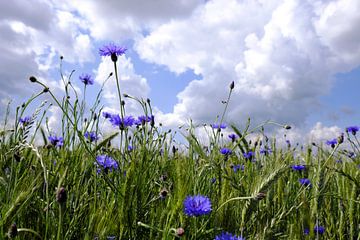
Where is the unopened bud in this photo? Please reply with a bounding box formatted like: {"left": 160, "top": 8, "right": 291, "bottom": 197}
{"left": 29, "top": 76, "right": 37, "bottom": 83}
{"left": 56, "top": 187, "right": 67, "bottom": 204}
{"left": 284, "top": 125, "right": 291, "bottom": 130}
{"left": 43, "top": 87, "right": 49, "bottom": 93}
{"left": 8, "top": 223, "right": 17, "bottom": 238}
{"left": 230, "top": 81, "right": 235, "bottom": 90}
{"left": 60, "top": 56, "right": 63, "bottom": 60}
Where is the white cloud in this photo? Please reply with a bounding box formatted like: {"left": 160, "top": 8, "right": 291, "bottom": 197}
{"left": 65, "top": 0, "right": 205, "bottom": 41}
{"left": 135, "top": 0, "right": 360, "bottom": 130}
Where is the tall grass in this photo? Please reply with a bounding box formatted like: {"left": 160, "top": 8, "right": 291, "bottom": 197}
{"left": 0, "top": 49, "right": 359, "bottom": 240}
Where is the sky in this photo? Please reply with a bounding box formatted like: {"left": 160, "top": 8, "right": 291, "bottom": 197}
{"left": 1, "top": 0, "right": 360, "bottom": 145}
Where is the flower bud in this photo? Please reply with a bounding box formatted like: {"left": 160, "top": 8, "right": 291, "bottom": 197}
{"left": 56, "top": 187, "right": 67, "bottom": 204}
{"left": 8, "top": 223, "right": 17, "bottom": 238}
{"left": 230, "top": 81, "right": 235, "bottom": 90}
{"left": 29, "top": 76, "right": 37, "bottom": 83}
{"left": 176, "top": 227, "right": 185, "bottom": 237}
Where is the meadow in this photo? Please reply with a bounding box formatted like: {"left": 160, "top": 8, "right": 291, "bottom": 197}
{"left": 0, "top": 44, "right": 359, "bottom": 239}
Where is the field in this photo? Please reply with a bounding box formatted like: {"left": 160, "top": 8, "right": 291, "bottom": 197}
{"left": 1, "top": 47, "right": 359, "bottom": 239}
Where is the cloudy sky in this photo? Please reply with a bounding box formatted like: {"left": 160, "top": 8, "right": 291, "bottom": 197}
{"left": 1, "top": 0, "right": 360, "bottom": 144}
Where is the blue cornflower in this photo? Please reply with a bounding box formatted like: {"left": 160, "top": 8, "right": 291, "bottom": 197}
{"left": 220, "top": 148, "right": 232, "bottom": 155}
{"left": 109, "top": 114, "right": 135, "bottom": 129}
{"left": 243, "top": 151, "right": 254, "bottom": 160}
{"left": 135, "top": 115, "right": 152, "bottom": 125}
{"left": 99, "top": 43, "right": 127, "bottom": 62}
{"left": 314, "top": 226, "right": 325, "bottom": 234}
{"left": 84, "top": 131, "right": 98, "bottom": 142}
{"left": 228, "top": 133, "right": 237, "bottom": 142}
{"left": 102, "top": 111, "right": 113, "bottom": 119}
{"left": 183, "top": 195, "right": 212, "bottom": 217}
{"left": 291, "top": 165, "right": 306, "bottom": 171}
{"left": 304, "top": 228, "right": 310, "bottom": 235}
{"left": 48, "top": 135, "right": 64, "bottom": 147}
{"left": 19, "top": 116, "right": 31, "bottom": 125}
{"left": 127, "top": 145, "right": 134, "bottom": 151}
{"left": 326, "top": 138, "right": 337, "bottom": 148}
{"left": 299, "top": 178, "right": 312, "bottom": 187}
{"left": 79, "top": 73, "right": 94, "bottom": 85}
{"left": 211, "top": 123, "right": 227, "bottom": 129}
{"left": 96, "top": 155, "right": 118, "bottom": 172}
{"left": 232, "top": 164, "right": 244, "bottom": 173}
{"left": 214, "top": 231, "right": 244, "bottom": 240}
{"left": 346, "top": 126, "right": 359, "bottom": 135}
{"left": 260, "top": 147, "right": 272, "bottom": 155}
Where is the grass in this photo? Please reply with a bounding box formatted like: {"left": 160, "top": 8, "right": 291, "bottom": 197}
{"left": 0, "top": 51, "right": 360, "bottom": 240}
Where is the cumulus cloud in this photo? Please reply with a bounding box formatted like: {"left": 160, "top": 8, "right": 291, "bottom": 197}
{"left": 135, "top": 0, "right": 360, "bottom": 130}
{"left": 65, "top": 0, "right": 205, "bottom": 40}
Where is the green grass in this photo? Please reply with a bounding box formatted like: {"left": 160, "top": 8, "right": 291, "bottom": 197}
{"left": 0, "top": 57, "right": 359, "bottom": 240}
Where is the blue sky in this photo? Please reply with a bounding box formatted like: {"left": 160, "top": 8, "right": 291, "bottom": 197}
{"left": 1, "top": 0, "right": 359, "bottom": 144}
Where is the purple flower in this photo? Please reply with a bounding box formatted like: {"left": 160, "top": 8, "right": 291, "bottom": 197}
{"left": 211, "top": 178, "right": 216, "bottom": 184}
{"left": 299, "top": 178, "right": 312, "bottom": 187}
{"left": 96, "top": 155, "right": 118, "bottom": 172}
{"left": 109, "top": 114, "right": 135, "bottom": 129}
{"left": 260, "top": 147, "right": 272, "bottom": 155}
{"left": 304, "top": 228, "right": 310, "bottom": 235}
{"left": 326, "top": 139, "right": 337, "bottom": 148}
{"left": 127, "top": 145, "right": 134, "bottom": 151}
{"left": 228, "top": 133, "right": 237, "bottom": 142}
{"left": 99, "top": 43, "right": 127, "bottom": 62}
{"left": 232, "top": 164, "right": 244, "bottom": 173}
{"left": 243, "top": 151, "right": 254, "bottom": 160}
{"left": 48, "top": 135, "right": 64, "bottom": 147}
{"left": 220, "top": 148, "right": 232, "bottom": 155}
{"left": 19, "top": 116, "right": 31, "bottom": 125}
{"left": 79, "top": 73, "right": 94, "bottom": 85}
{"left": 346, "top": 126, "right": 359, "bottom": 135}
{"left": 211, "top": 123, "right": 227, "bottom": 129}
{"left": 135, "top": 115, "right": 152, "bottom": 125}
{"left": 84, "top": 131, "right": 98, "bottom": 142}
{"left": 214, "top": 232, "right": 244, "bottom": 240}
{"left": 314, "top": 226, "right": 325, "bottom": 234}
{"left": 102, "top": 111, "right": 113, "bottom": 119}
{"left": 291, "top": 165, "right": 305, "bottom": 171}
{"left": 183, "top": 195, "right": 212, "bottom": 217}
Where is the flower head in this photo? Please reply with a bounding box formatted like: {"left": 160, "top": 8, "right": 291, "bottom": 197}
{"left": 214, "top": 231, "right": 244, "bottom": 240}
{"left": 19, "top": 116, "right": 31, "bottom": 125}
{"left": 183, "top": 195, "right": 212, "bottom": 217}
{"left": 220, "top": 148, "right": 232, "bottom": 155}
{"left": 99, "top": 43, "right": 127, "bottom": 62}
{"left": 96, "top": 155, "right": 118, "bottom": 172}
{"left": 232, "top": 164, "right": 244, "bottom": 173}
{"left": 291, "top": 165, "right": 305, "bottom": 171}
{"left": 135, "top": 115, "right": 152, "bottom": 125}
{"left": 79, "top": 73, "right": 94, "bottom": 85}
{"left": 260, "top": 147, "right": 272, "bottom": 155}
{"left": 228, "top": 133, "right": 237, "bottom": 142}
{"left": 243, "top": 151, "right": 254, "bottom": 160}
{"left": 84, "top": 131, "right": 98, "bottom": 142}
{"left": 346, "top": 126, "right": 359, "bottom": 135}
{"left": 314, "top": 226, "right": 325, "bottom": 234}
{"left": 109, "top": 114, "right": 135, "bottom": 129}
{"left": 48, "top": 135, "right": 64, "bottom": 147}
{"left": 299, "top": 178, "right": 312, "bottom": 187}
{"left": 326, "top": 138, "right": 337, "bottom": 148}
{"left": 211, "top": 123, "right": 227, "bottom": 129}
